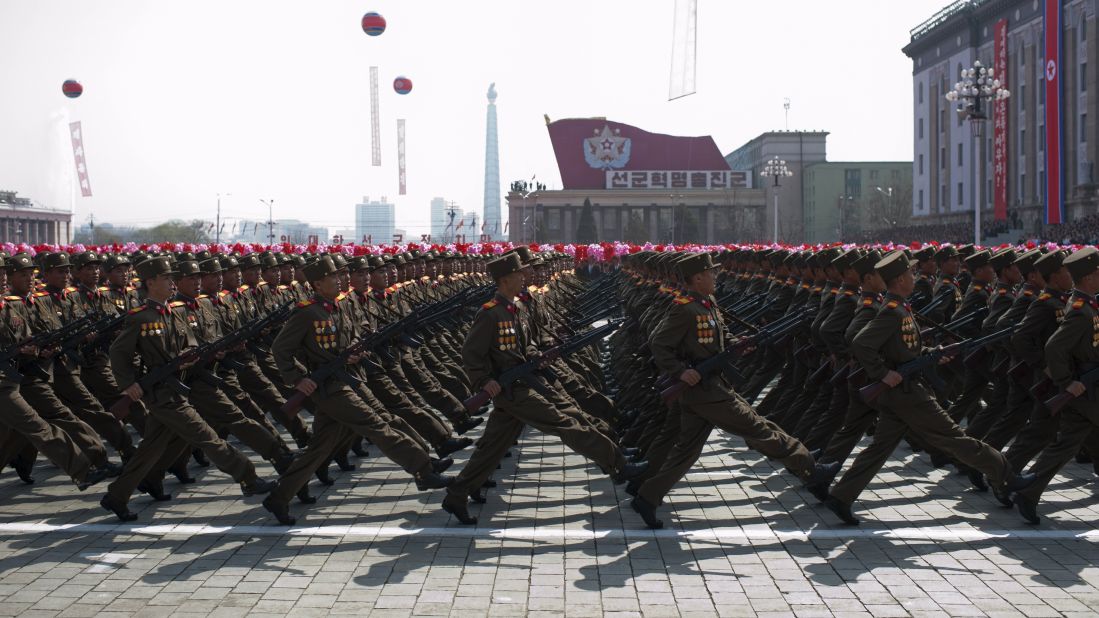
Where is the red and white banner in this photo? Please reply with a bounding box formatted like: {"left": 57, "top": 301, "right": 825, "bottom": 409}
{"left": 1044, "top": 0, "right": 1064, "bottom": 224}
{"left": 69, "top": 121, "right": 92, "bottom": 197}
{"left": 397, "top": 119, "right": 407, "bottom": 195}
{"left": 370, "top": 66, "right": 381, "bottom": 167}
{"left": 993, "top": 19, "right": 1009, "bottom": 221}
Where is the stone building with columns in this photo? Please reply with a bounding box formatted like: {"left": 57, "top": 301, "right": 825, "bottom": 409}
{"left": 0, "top": 190, "right": 72, "bottom": 245}
{"left": 506, "top": 118, "right": 764, "bottom": 245}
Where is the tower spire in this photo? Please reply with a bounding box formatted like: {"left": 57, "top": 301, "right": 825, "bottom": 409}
{"left": 482, "top": 83, "right": 501, "bottom": 241}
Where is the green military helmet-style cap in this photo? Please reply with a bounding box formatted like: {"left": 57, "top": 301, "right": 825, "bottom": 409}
{"left": 174, "top": 260, "right": 202, "bottom": 278}
{"left": 366, "top": 255, "right": 387, "bottom": 271}
{"left": 678, "top": 252, "right": 721, "bottom": 280}
{"left": 5, "top": 253, "right": 35, "bottom": 272}
{"left": 71, "top": 251, "right": 102, "bottom": 268}
{"left": 198, "top": 258, "right": 223, "bottom": 274}
{"left": 237, "top": 254, "right": 261, "bottom": 269}
{"left": 330, "top": 253, "right": 349, "bottom": 271}
{"left": 104, "top": 254, "right": 131, "bottom": 271}
{"left": 912, "top": 246, "right": 937, "bottom": 263}
{"left": 964, "top": 249, "right": 992, "bottom": 270}
{"left": 1012, "top": 248, "right": 1040, "bottom": 276}
{"left": 853, "top": 249, "right": 883, "bottom": 276}
{"left": 218, "top": 254, "right": 241, "bottom": 270}
{"left": 874, "top": 250, "right": 913, "bottom": 282}
{"left": 1034, "top": 249, "right": 1066, "bottom": 278}
{"left": 42, "top": 252, "right": 72, "bottom": 269}
{"left": 135, "top": 256, "right": 176, "bottom": 280}
{"left": 832, "top": 248, "right": 861, "bottom": 273}
{"left": 934, "top": 245, "right": 959, "bottom": 262}
{"left": 988, "top": 248, "right": 1017, "bottom": 271}
{"left": 1064, "top": 247, "right": 1099, "bottom": 281}
{"left": 303, "top": 255, "right": 338, "bottom": 282}
{"left": 258, "top": 251, "right": 279, "bottom": 269}
{"left": 347, "top": 256, "right": 370, "bottom": 272}
{"left": 487, "top": 253, "right": 524, "bottom": 280}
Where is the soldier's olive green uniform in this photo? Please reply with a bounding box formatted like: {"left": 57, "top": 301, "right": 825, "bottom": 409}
{"left": 106, "top": 299, "right": 260, "bottom": 506}
{"left": 266, "top": 292, "right": 435, "bottom": 506}
{"left": 638, "top": 290, "right": 814, "bottom": 507}
{"left": 830, "top": 293, "right": 1012, "bottom": 505}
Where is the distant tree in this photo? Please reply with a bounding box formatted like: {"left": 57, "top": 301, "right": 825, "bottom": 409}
{"left": 575, "top": 198, "right": 597, "bottom": 244}
{"left": 623, "top": 212, "right": 648, "bottom": 243}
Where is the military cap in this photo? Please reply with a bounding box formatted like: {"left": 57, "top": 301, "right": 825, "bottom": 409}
{"left": 237, "top": 254, "right": 261, "bottom": 269}
{"left": 816, "top": 247, "right": 842, "bottom": 267}
{"left": 71, "top": 251, "right": 102, "bottom": 268}
{"left": 957, "top": 244, "right": 976, "bottom": 258}
{"left": 487, "top": 253, "right": 524, "bottom": 280}
{"left": 347, "top": 256, "right": 370, "bottom": 272}
{"left": 366, "top": 255, "right": 387, "bottom": 271}
{"left": 853, "top": 249, "right": 883, "bottom": 276}
{"left": 290, "top": 254, "right": 307, "bottom": 268}
{"left": 330, "top": 253, "right": 349, "bottom": 270}
{"left": 4, "top": 253, "right": 34, "bottom": 272}
{"left": 174, "top": 252, "right": 196, "bottom": 263}
{"left": 104, "top": 254, "right": 131, "bottom": 271}
{"left": 174, "top": 260, "right": 201, "bottom": 277}
{"left": 198, "top": 258, "right": 223, "bottom": 274}
{"left": 1034, "top": 250, "right": 1066, "bottom": 278}
{"left": 988, "top": 248, "right": 1017, "bottom": 271}
{"left": 256, "top": 251, "right": 277, "bottom": 269}
{"left": 912, "top": 246, "right": 937, "bottom": 263}
{"left": 42, "top": 252, "right": 72, "bottom": 269}
{"left": 218, "top": 255, "right": 240, "bottom": 270}
{"left": 804, "top": 253, "right": 820, "bottom": 269}
{"left": 832, "top": 248, "right": 861, "bottom": 273}
{"left": 135, "top": 256, "right": 176, "bottom": 280}
{"left": 964, "top": 249, "right": 992, "bottom": 270}
{"left": 1064, "top": 247, "right": 1099, "bottom": 281}
{"left": 875, "top": 250, "right": 913, "bottom": 282}
{"left": 194, "top": 250, "right": 213, "bottom": 262}
{"left": 1013, "top": 249, "right": 1041, "bottom": 276}
{"left": 303, "top": 256, "right": 338, "bottom": 282}
{"left": 678, "top": 253, "right": 721, "bottom": 279}
{"left": 768, "top": 250, "right": 789, "bottom": 267}
{"left": 934, "top": 245, "right": 959, "bottom": 262}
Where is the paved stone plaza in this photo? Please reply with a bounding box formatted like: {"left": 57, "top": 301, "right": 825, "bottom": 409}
{"left": 0, "top": 425, "right": 1097, "bottom": 617}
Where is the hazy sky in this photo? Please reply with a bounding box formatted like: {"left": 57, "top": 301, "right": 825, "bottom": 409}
{"left": 0, "top": 0, "right": 949, "bottom": 240}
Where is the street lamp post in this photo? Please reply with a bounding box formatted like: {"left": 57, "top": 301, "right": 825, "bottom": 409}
{"left": 946, "top": 59, "right": 1010, "bottom": 246}
{"left": 259, "top": 199, "right": 275, "bottom": 247}
{"left": 761, "top": 157, "right": 792, "bottom": 244}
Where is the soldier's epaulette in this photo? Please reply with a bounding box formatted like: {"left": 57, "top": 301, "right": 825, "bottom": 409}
{"left": 296, "top": 299, "right": 316, "bottom": 309}
{"left": 996, "top": 287, "right": 1009, "bottom": 295}
{"left": 334, "top": 292, "right": 348, "bottom": 302}
{"left": 238, "top": 285, "right": 250, "bottom": 292}
{"left": 32, "top": 291, "right": 49, "bottom": 298}
{"left": 1038, "top": 292, "right": 1052, "bottom": 301}
{"left": 65, "top": 286, "right": 77, "bottom": 293}
{"left": 844, "top": 289, "right": 856, "bottom": 296}
{"left": 257, "top": 281, "right": 268, "bottom": 288}
{"left": 168, "top": 301, "right": 186, "bottom": 309}
{"left": 278, "top": 284, "right": 289, "bottom": 291}
{"left": 1072, "top": 298, "right": 1085, "bottom": 309}
{"left": 1023, "top": 289, "right": 1035, "bottom": 297}
{"left": 673, "top": 296, "right": 693, "bottom": 305}
{"left": 128, "top": 305, "right": 147, "bottom": 315}
{"left": 885, "top": 300, "right": 899, "bottom": 309}
{"left": 3, "top": 295, "right": 20, "bottom": 301}
{"left": 862, "top": 297, "right": 875, "bottom": 306}
{"left": 218, "top": 290, "right": 232, "bottom": 298}
{"left": 97, "top": 286, "right": 110, "bottom": 292}
{"left": 385, "top": 285, "right": 396, "bottom": 293}
{"left": 972, "top": 284, "right": 984, "bottom": 292}
{"left": 527, "top": 285, "right": 539, "bottom": 294}
{"left": 482, "top": 299, "right": 499, "bottom": 310}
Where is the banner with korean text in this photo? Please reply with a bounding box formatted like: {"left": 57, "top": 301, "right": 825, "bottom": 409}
{"left": 1044, "top": 0, "right": 1064, "bottom": 224}
{"left": 993, "top": 18, "right": 1008, "bottom": 221}
{"left": 69, "top": 122, "right": 92, "bottom": 197}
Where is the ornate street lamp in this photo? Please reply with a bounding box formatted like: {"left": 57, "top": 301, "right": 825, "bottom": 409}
{"left": 945, "top": 59, "right": 1010, "bottom": 245}
{"left": 762, "top": 157, "right": 793, "bottom": 244}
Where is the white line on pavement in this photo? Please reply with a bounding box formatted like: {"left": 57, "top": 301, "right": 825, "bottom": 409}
{"left": 1, "top": 521, "right": 1097, "bottom": 542}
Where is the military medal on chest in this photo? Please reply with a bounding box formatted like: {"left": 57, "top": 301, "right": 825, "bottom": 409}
{"left": 695, "top": 314, "right": 715, "bottom": 344}
{"left": 1092, "top": 315, "right": 1099, "bottom": 348}
{"left": 498, "top": 320, "right": 517, "bottom": 351}
{"left": 314, "top": 319, "right": 336, "bottom": 350}
{"left": 901, "top": 316, "right": 918, "bottom": 350}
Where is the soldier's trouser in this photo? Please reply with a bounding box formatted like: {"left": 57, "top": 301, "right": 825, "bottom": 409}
{"left": 756, "top": 356, "right": 795, "bottom": 415}
{"left": 447, "top": 385, "right": 625, "bottom": 499}
{"left": 364, "top": 370, "right": 452, "bottom": 447}
{"left": 188, "top": 379, "right": 288, "bottom": 461}
{"left": 217, "top": 368, "right": 286, "bottom": 444}
{"left": 804, "top": 378, "right": 850, "bottom": 452}
{"left": 400, "top": 352, "right": 466, "bottom": 421}
{"left": 268, "top": 384, "right": 433, "bottom": 505}
{"left": 830, "top": 382, "right": 1010, "bottom": 505}
{"left": 1004, "top": 403, "right": 1059, "bottom": 473}
{"left": 419, "top": 346, "right": 469, "bottom": 400}
{"left": 792, "top": 381, "right": 834, "bottom": 444}
{"left": 19, "top": 378, "right": 109, "bottom": 467}
{"left": 638, "top": 393, "right": 813, "bottom": 507}
{"left": 967, "top": 375, "right": 1024, "bottom": 445}
{"left": 819, "top": 384, "right": 879, "bottom": 467}
{"left": 235, "top": 358, "right": 311, "bottom": 445}
{"left": 0, "top": 381, "right": 92, "bottom": 481}
{"left": 106, "top": 389, "right": 257, "bottom": 505}
{"left": 628, "top": 403, "right": 683, "bottom": 487}
{"left": 52, "top": 367, "right": 135, "bottom": 457}
{"left": 1015, "top": 402, "right": 1099, "bottom": 505}
{"left": 80, "top": 357, "right": 147, "bottom": 435}
{"left": 944, "top": 365, "right": 987, "bottom": 425}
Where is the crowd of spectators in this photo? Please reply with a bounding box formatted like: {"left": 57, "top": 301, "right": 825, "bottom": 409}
{"left": 850, "top": 222, "right": 975, "bottom": 246}
{"left": 1031, "top": 213, "right": 1099, "bottom": 245}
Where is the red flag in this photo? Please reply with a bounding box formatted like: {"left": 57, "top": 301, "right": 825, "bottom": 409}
{"left": 1044, "top": 0, "right": 1064, "bottom": 224}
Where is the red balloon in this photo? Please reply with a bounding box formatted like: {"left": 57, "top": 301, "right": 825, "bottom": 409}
{"left": 62, "top": 79, "right": 83, "bottom": 98}
{"left": 393, "top": 76, "right": 412, "bottom": 95}
{"left": 361, "top": 12, "right": 386, "bottom": 36}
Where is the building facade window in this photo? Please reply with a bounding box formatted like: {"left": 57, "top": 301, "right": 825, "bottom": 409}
{"left": 958, "top": 182, "right": 964, "bottom": 206}
{"left": 919, "top": 117, "right": 924, "bottom": 138}
{"left": 919, "top": 154, "right": 924, "bottom": 175}
{"left": 941, "top": 146, "right": 946, "bottom": 168}
{"left": 958, "top": 142, "right": 963, "bottom": 166}
{"left": 1082, "top": 113, "right": 1088, "bottom": 142}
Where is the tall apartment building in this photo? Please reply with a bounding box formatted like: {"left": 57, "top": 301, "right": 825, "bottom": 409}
{"left": 904, "top": 0, "right": 1098, "bottom": 234}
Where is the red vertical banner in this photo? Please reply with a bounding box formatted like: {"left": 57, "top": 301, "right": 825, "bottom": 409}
{"left": 993, "top": 19, "right": 1009, "bottom": 221}
{"left": 69, "top": 121, "right": 92, "bottom": 197}
{"left": 1044, "top": 0, "right": 1064, "bottom": 224}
